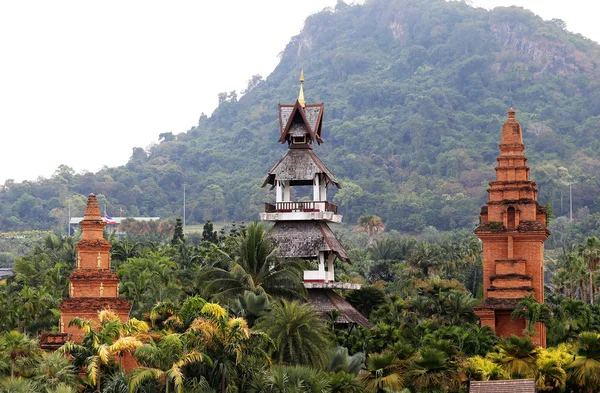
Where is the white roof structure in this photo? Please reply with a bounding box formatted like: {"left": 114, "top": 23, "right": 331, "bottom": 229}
{"left": 69, "top": 217, "right": 160, "bottom": 225}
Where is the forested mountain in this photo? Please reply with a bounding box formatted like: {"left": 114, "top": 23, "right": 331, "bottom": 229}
{"left": 3, "top": 0, "right": 600, "bottom": 233}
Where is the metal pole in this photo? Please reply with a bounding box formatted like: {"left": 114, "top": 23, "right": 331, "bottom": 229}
{"left": 68, "top": 197, "right": 71, "bottom": 236}
{"left": 183, "top": 183, "right": 186, "bottom": 233}
{"left": 569, "top": 184, "right": 573, "bottom": 223}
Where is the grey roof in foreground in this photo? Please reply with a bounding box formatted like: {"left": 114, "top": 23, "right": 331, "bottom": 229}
{"left": 470, "top": 379, "right": 536, "bottom": 393}
{"left": 307, "top": 289, "right": 372, "bottom": 328}
{"left": 271, "top": 221, "right": 349, "bottom": 262}
{"left": 0, "top": 268, "right": 15, "bottom": 280}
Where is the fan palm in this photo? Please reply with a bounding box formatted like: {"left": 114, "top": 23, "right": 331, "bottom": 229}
{"left": 361, "top": 351, "right": 405, "bottom": 393}
{"left": 199, "top": 222, "right": 306, "bottom": 301}
{"left": 565, "top": 332, "right": 600, "bottom": 393}
{"left": 491, "top": 335, "right": 539, "bottom": 379}
{"left": 33, "top": 351, "right": 77, "bottom": 389}
{"left": 407, "top": 347, "right": 459, "bottom": 393}
{"left": 256, "top": 299, "right": 330, "bottom": 368}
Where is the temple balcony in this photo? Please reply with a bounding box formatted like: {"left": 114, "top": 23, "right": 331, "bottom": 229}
{"left": 304, "top": 269, "right": 335, "bottom": 283}
{"left": 260, "top": 201, "right": 342, "bottom": 223}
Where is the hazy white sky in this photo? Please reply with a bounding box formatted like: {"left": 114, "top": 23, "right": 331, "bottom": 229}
{"left": 0, "top": 0, "right": 598, "bottom": 184}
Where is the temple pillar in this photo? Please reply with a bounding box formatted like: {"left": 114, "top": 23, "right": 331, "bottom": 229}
{"left": 276, "top": 181, "right": 283, "bottom": 202}
{"left": 283, "top": 180, "right": 291, "bottom": 201}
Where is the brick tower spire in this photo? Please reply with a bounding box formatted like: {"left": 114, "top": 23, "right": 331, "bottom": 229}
{"left": 474, "top": 109, "right": 550, "bottom": 347}
{"left": 58, "top": 194, "right": 131, "bottom": 342}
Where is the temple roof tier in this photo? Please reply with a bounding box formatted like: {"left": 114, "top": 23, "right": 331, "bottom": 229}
{"left": 263, "top": 149, "right": 340, "bottom": 188}
{"left": 59, "top": 297, "right": 132, "bottom": 313}
{"left": 69, "top": 269, "right": 119, "bottom": 281}
{"left": 307, "top": 289, "right": 372, "bottom": 327}
{"left": 271, "top": 221, "right": 349, "bottom": 262}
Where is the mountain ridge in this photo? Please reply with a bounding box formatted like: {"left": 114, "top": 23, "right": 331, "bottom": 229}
{"left": 2, "top": 0, "right": 600, "bottom": 234}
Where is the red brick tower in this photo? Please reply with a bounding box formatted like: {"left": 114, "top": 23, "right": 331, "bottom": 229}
{"left": 58, "top": 194, "right": 131, "bottom": 342}
{"left": 474, "top": 109, "right": 550, "bottom": 347}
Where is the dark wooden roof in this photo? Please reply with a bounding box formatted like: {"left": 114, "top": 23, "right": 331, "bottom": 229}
{"left": 59, "top": 297, "right": 132, "bottom": 313}
{"left": 263, "top": 148, "right": 341, "bottom": 188}
{"left": 69, "top": 269, "right": 119, "bottom": 281}
{"left": 470, "top": 379, "right": 536, "bottom": 393}
{"left": 474, "top": 297, "right": 522, "bottom": 311}
{"left": 271, "top": 221, "right": 349, "bottom": 262}
{"left": 278, "top": 102, "right": 324, "bottom": 145}
{"left": 307, "top": 289, "right": 372, "bottom": 327}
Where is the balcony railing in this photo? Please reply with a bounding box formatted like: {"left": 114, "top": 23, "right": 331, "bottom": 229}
{"left": 264, "top": 201, "right": 338, "bottom": 214}
{"left": 304, "top": 270, "right": 335, "bottom": 282}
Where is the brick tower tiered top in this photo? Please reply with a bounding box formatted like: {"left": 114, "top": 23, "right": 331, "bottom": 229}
{"left": 58, "top": 194, "right": 131, "bottom": 342}
{"left": 260, "top": 72, "right": 370, "bottom": 327}
{"left": 474, "top": 109, "right": 550, "bottom": 347}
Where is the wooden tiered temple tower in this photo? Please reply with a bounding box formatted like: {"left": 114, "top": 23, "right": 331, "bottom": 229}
{"left": 260, "top": 72, "right": 370, "bottom": 328}
{"left": 58, "top": 194, "right": 132, "bottom": 342}
{"left": 473, "top": 109, "right": 550, "bottom": 347}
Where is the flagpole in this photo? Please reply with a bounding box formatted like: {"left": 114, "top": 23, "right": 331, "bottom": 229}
{"left": 183, "top": 183, "right": 186, "bottom": 233}
{"left": 68, "top": 197, "right": 71, "bottom": 236}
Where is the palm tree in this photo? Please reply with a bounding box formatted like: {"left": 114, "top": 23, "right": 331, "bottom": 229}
{"left": 256, "top": 299, "right": 330, "bottom": 368}
{"left": 464, "top": 356, "right": 507, "bottom": 381}
{"left": 184, "top": 302, "right": 265, "bottom": 393}
{"left": 441, "top": 289, "right": 478, "bottom": 325}
{"left": 406, "top": 347, "right": 460, "bottom": 393}
{"left": 565, "top": 332, "right": 600, "bottom": 393}
{"left": 46, "top": 383, "right": 77, "bottom": 393}
{"left": 248, "top": 365, "right": 331, "bottom": 393}
{"left": 406, "top": 242, "right": 442, "bottom": 277}
{"left": 361, "top": 351, "right": 405, "bottom": 393}
{"left": 328, "top": 371, "right": 365, "bottom": 393}
{"left": 110, "top": 240, "right": 143, "bottom": 264}
{"left": 326, "top": 347, "right": 365, "bottom": 375}
{"left": 199, "top": 222, "right": 306, "bottom": 301}
{"left": 33, "top": 351, "right": 77, "bottom": 390}
{"left": 0, "top": 377, "right": 38, "bottom": 393}
{"left": 229, "top": 291, "right": 270, "bottom": 327}
{"left": 552, "top": 298, "right": 592, "bottom": 342}
{"left": 58, "top": 309, "right": 148, "bottom": 391}
{"left": 491, "top": 335, "right": 539, "bottom": 379}
{"left": 356, "top": 215, "right": 385, "bottom": 246}
{"left": 345, "top": 285, "right": 386, "bottom": 319}
{"left": 511, "top": 294, "right": 553, "bottom": 336}
{"left": 0, "top": 331, "right": 39, "bottom": 380}
{"left": 578, "top": 236, "right": 600, "bottom": 304}
{"left": 129, "top": 333, "right": 208, "bottom": 393}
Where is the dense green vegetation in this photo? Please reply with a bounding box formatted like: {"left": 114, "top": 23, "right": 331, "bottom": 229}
{"left": 2, "top": 224, "right": 600, "bottom": 391}
{"left": 2, "top": 0, "right": 600, "bottom": 236}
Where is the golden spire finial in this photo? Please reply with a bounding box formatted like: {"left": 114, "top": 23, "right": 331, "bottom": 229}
{"left": 298, "top": 67, "right": 305, "bottom": 108}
